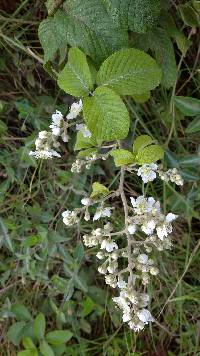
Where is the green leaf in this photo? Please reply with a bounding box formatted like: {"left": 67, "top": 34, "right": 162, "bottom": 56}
{"left": 53, "top": 7, "right": 128, "bottom": 64}
{"left": 46, "top": 330, "right": 73, "bottom": 346}
{"left": 83, "top": 87, "right": 130, "bottom": 140}
{"left": 90, "top": 182, "right": 109, "bottom": 198}
{"left": 7, "top": 321, "right": 27, "bottom": 346}
{"left": 75, "top": 131, "right": 97, "bottom": 151}
{"left": 110, "top": 149, "right": 135, "bottom": 166}
{"left": 38, "top": 17, "right": 67, "bottom": 63}
{"left": 132, "top": 92, "right": 150, "bottom": 103}
{"left": 57, "top": 47, "right": 93, "bottom": 97}
{"left": 185, "top": 117, "right": 200, "bottom": 133}
{"left": 132, "top": 135, "right": 155, "bottom": 153}
{"left": 97, "top": 48, "right": 161, "bottom": 95}
{"left": 179, "top": 4, "right": 200, "bottom": 27}
{"left": 174, "top": 96, "right": 200, "bottom": 116}
{"left": 34, "top": 313, "right": 46, "bottom": 341}
{"left": 17, "top": 351, "right": 38, "bottom": 356}
{"left": 135, "top": 145, "right": 164, "bottom": 164}
{"left": 104, "top": 0, "right": 160, "bottom": 33}
{"left": 11, "top": 304, "right": 32, "bottom": 322}
{"left": 77, "top": 148, "right": 98, "bottom": 157}
{"left": 22, "top": 336, "right": 37, "bottom": 350}
{"left": 40, "top": 340, "right": 55, "bottom": 356}
{"left": 22, "top": 235, "right": 43, "bottom": 248}
{"left": 147, "top": 29, "right": 177, "bottom": 88}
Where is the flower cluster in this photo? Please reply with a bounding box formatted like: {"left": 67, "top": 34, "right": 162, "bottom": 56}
{"left": 137, "top": 164, "right": 183, "bottom": 186}
{"left": 29, "top": 100, "right": 88, "bottom": 159}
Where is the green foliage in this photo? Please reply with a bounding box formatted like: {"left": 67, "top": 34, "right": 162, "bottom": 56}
{"left": 90, "top": 182, "right": 109, "bottom": 198}
{"left": 104, "top": 0, "right": 161, "bottom": 33}
{"left": 83, "top": 86, "right": 130, "bottom": 140}
{"left": 132, "top": 92, "right": 150, "bottom": 103}
{"left": 135, "top": 144, "right": 164, "bottom": 164}
{"left": 185, "top": 117, "right": 200, "bottom": 134}
{"left": 34, "top": 313, "right": 46, "bottom": 340}
{"left": 57, "top": 47, "right": 93, "bottom": 97}
{"left": 179, "top": 2, "right": 200, "bottom": 27}
{"left": 174, "top": 96, "right": 200, "bottom": 116}
{"left": 132, "top": 135, "right": 155, "bottom": 153}
{"left": 40, "top": 340, "right": 55, "bottom": 356}
{"left": 74, "top": 131, "right": 97, "bottom": 150}
{"left": 45, "top": 330, "right": 73, "bottom": 346}
{"left": 97, "top": 48, "right": 161, "bottom": 95}
{"left": 110, "top": 149, "right": 135, "bottom": 166}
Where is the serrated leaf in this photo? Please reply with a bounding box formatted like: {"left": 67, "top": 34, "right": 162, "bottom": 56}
{"left": 132, "top": 92, "right": 150, "bottom": 103}
{"left": 97, "top": 48, "right": 161, "bottom": 95}
{"left": 110, "top": 149, "right": 135, "bottom": 166}
{"left": 104, "top": 0, "right": 160, "bottom": 33}
{"left": 147, "top": 28, "right": 177, "bottom": 88}
{"left": 45, "top": 330, "right": 73, "bottom": 346}
{"left": 34, "top": 313, "right": 46, "bottom": 340}
{"left": 11, "top": 304, "right": 32, "bottom": 321}
{"left": 135, "top": 145, "right": 164, "bottom": 164}
{"left": 90, "top": 182, "right": 109, "bottom": 198}
{"left": 83, "top": 87, "right": 130, "bottom": 140}
{"left": 132, "top": 135, "right": 155, "bottom": 153}
{"left": 185, "top": 117, "right": 200, "bottom": 133}
{"left": 174, "top": 96, "right": 200, "bottom": 116}
{"left": 77, "top": 148, "right": 98, "bottom": 157}
{"left": 40, "top": 340, "right": 55, "bottom": 356}
{"left": 53, "top": 6, "right": 128, "bottom": 64}
{"left": 75, "top": 131, "right": 97, "bottom": 151}
{"left": 179, "top": 4, "right": 200, "bottom": 27}
{"left": 38, "top": 17, "right": 67, "bottom": 63}
{"left": 57, "top": 47, "right": 93, "bottom": 97}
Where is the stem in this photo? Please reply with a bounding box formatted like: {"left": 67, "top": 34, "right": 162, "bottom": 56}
{"left": 119, "top": 167, "right": 134, "bottom": 282}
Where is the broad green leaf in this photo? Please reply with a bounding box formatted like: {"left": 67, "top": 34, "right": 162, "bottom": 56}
{"left": 11, "top": 304, "right": 32, "bottom": 321}
{"left": 34, "top": 313, "right": 46, "bottom": 340}
{"left": 174, "top": 96, "right": 200, "bottom": 116}
{"left": 77, "top": 148, "right": 98, "bottom": 157}
{"left": 74, "top": 243, "right": 84, "bottom": 262}
{"left": 53, "top": 7, "right": 128, "bottom": 64}
{"left": 38, "top": 17, "right": 67, "bottom": 63}
{"left": 22, "top": 336, "right": 37, "bottom": 350}
{"left": 75, "top": 131, "right": 97, "bottom": 151}
{"left": 40, "top": 340, "right": 55, "bottom": 356}
{"left": 46, "top": 330, "right": 73, "bottom": 346}
{"left": 7, "top": 322, "right": 27, "bottom": 346}
{"left": 135, "top": 145, "right": 164, "bottom": 164}
{"left": 147, "top": 29, "right": 177, "bottom": 88}
{"left": 110, "top": 149, "right": 135, "bottom": 166}
{"left": 132, "top": 92, "right": 150, "bottom": 103}
{"left": 97, "top": 48, "right": 161, "bottom": 95}
{"left": 185, "top": 117, "right": 200, "bottom": 133}
{"left": 17, "top": 351, "right": 38, "bottom": 356}
{"left": 132, "top": 135, "right": 155, "bottom": 153}
{"left": 104, "top": 0, "right": 160, "bottom": 33}
{"left": 83, "top": 87, "right": 130, "bottom": 140}
{"left": 57, "top": 47, "right": 93, "bottom": 97}
{"left": 90, "top": 182, "right": 109, "bottom": 198}
{"left": 179, "top": 4, "right": 200, "bottom": 27}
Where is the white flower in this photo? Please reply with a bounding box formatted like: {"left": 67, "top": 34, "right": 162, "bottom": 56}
{"left": 117, "top": 277, "right": 127, "bottom": 289}
{"left": 50, "top": 125, "right": 61, "bottom": 136}
{"left": 127, "top": 224, "right": 136, "bottom": 235}
{"left": 38, "top": 131, "right": 48, "bottom": 139}
{"left": 137, "top": 164, "right": 157, "bottom": 183}
{"left": 141, "top": 219, "right": 156, "bottom": 235}
{"left": 107, "top": 260, "right": 118, "bottom": 273}
{"left": 129, "top": 320, "right": 145, "bottom": 332}
{"left": 66, "top": 100, "right": 83, "bottom": 120}
{"left": 105, "top": 274, "right": 117, "bottom": 288}
{"left": 137, "top": 309, "right": 154, "bottom": 324}
{"left": 52, "top": 110, "right": 63, "bottom": 125}
{"left": 93, "top": 207, "right": 112, "bottom": 221}
{"left": 62, "top": 210, "right": 79, "bottom": 226}
{"left": 137, "top": 254, "right": 149, "bottom": 264}
{"left": 130, "top": 196, "right": 156, "bottom": 215}
{"left": 101, "top": 239, "right": 118, "bottom": 252}
{"left": 81, "top": 197, "right": 91, "bottom": 206}
{"left": 122, "top": 307, "right": 132, "bottom": 322}
{"left": 29, "top": 149, "right": 61, "bottom": 159}
{"left": 166, "top": 213, "right": 177, "bottom": 223}
{"left": 76, "top": 123, "right": 91, "bottom": 138}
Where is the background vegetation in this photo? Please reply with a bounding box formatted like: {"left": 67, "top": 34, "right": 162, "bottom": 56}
{"left": 0, "top": 0, "right": 200, "bottom": 355}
